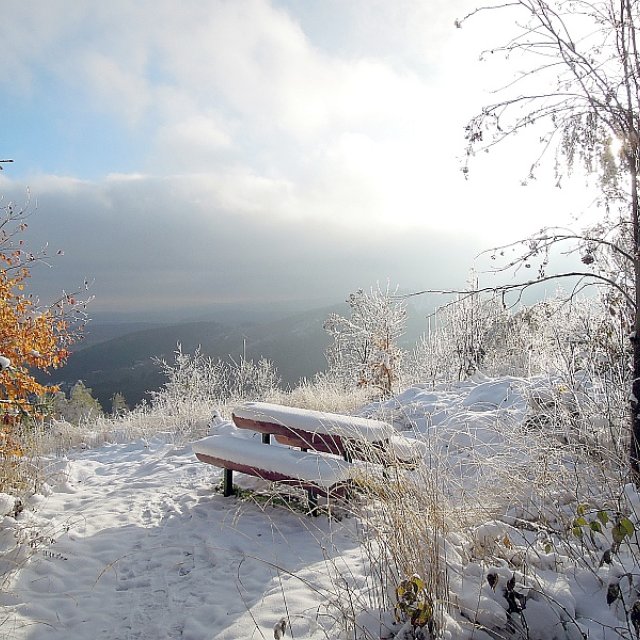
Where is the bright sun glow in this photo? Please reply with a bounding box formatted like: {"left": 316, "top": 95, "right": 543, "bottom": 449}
{"left": 611, "top": 135, "right": 624, "bottom": 157}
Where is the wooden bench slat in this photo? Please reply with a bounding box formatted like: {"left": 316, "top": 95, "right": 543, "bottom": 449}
{"left": 232, "top": 402, "right": 393, "bottom": 442}
{"left": 233, "top": 407, "right": 427, "bottom": 467}
{"left": 192, "top": 434, "right": 356, "bottom": 489}
{"left": 193, "top": 451, "right": 350, "bottom": 498}
{"left": 233, "top": 415, "right": 346, "bottom": 456}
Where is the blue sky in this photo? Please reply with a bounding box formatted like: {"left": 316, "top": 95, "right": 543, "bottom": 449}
{"left": 0, "top": 0, "right": 591, "bottom": 318}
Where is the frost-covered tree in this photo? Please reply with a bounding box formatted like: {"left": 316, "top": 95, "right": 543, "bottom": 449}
{"left": 227, "top": 355, "right": 281, "bottom": 402}
{"left": 110, "top": 392, "right": 129, "bottom": 416}
{"left": 53, "top": 381, "right": 103, "bottom": 425}
{"left": 151, "top": 345, "right": 281, "bottom": 418}
{"left": 324, "top": 285, "right": 407, "bottom": 398}
{"left": 152, "top": 345, "right": 227, "bottom": 409}
{"left": 412, "top": 287, "right": 510, "bottom": 383}
{"left": 459, "top": 0, "right": 640, "bottom": 476}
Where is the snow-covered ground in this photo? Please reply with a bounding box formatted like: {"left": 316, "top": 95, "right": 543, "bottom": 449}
{"left": 0, "top": 437, "right": 366, "bottom": 640}
{"left": 0, "top": 375, "right": 636, "bottom": 639}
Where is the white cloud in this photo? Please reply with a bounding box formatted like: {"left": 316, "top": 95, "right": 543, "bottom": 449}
{"left": 153, "top": 115, "right": 234, "bottom": 171}
{"left": 82, "top": 53, "right": 153, "bottom": 126}
{"left": 0, "top": 0, "right": 600, "bottom": 316}
{"left": 0, "top": 173, "right": 482, "bottom": 313}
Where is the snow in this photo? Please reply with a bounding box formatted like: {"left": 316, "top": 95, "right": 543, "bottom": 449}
{"left": 0, "top": 493, "right": 16, "bottom": 517}
{"left": 0, "top": 438, "right": 362, "bottom": 639}
{"left": 387, "top": 433, "right": 428, "bottom": 464}
{"left": 233, "top": 401, "right": 393, "bottom": 442}
{"left": 0, "top": 375, "right": 635, "bottom": 639}
{"left": 192, "top": 432, "right": 357, "bottom": 487}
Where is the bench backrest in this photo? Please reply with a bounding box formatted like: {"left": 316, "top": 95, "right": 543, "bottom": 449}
{"left": 232, "top": 402, "right": 393, "bottom": 442}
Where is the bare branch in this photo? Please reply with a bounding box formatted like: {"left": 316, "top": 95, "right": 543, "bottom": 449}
{"left": 402, "top": 271, "right": 635, "bottom": 309}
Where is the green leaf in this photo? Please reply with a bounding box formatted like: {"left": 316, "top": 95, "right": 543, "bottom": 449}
{"left": 590, "top": 520, "right": 603, "bottom": 534}
{"left": 573, "top": 516, "right": 588, "bottom": 528}
{"left": 620, "top": 518, "right": 635, "bottom": 537}
{"left": 412, "top": 602, "right": 433, "bottom": 628}
{"left": 572, "top": 526, "right": 584, "bottom": 538}
{"left": 577, "top": 503, "right": 589, "bottom": 516}
{"left": 612, "top": 524, "right": 626, "bottom": 545}
{"left": 597, "top": 510, "right": 610, "bottom": 526}
{"left": 411, "top": 575, "right": 426, "bottom": 591}
{"left": 612, "top": 518, "right": 635, "bottom": 545}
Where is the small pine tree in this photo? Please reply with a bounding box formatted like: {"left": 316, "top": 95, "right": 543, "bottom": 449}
{"left": 56, "top": 381, "right": 103, "bottom": 425}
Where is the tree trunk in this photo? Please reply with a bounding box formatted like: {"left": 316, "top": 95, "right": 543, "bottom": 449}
{"left": 622, "top": 0, "right": 640, "bottom": 480}
{"left": 631, "top": 152, "right": 640, "bottom": 480}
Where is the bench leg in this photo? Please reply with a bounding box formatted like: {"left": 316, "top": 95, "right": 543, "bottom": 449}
{"left": 262, "top": 433, "right": 271, "bottom": 444}
{"left": 307, "top": 489, "right": 318, "bottom": 517}
{"left": 223, "top": 468, "right": 234, "bottom": 497}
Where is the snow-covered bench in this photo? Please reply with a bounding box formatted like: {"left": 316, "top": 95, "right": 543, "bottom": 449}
{"left": 192, "top": 433, "right": 356, "bottom": 512}
{"left": 193, "top": 402, "right": 427, "bottom": 514}
{"left": 231, "top": 402, "right": 426, "bottom": 467}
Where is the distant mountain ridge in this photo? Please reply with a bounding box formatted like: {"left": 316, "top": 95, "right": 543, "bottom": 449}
{"left": 45, "top": 300, "right": 429, "bottom": 411}
{"left": 45, "top": 305, "right": 344, "bottom": 410}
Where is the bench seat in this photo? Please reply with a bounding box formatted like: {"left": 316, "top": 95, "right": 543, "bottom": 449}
{"left": 388, "top": 434, "right": 429, "bottom": 467}
{"left": 192, "top": 433, "right": 356, "bottom": 497}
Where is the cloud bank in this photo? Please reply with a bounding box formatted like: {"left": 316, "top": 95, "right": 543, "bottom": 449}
{"left": 0, "top": 1, "right": 593, "bottom": 317}
{"left": 0, "top": 174, "right": 486, "bottom": 315}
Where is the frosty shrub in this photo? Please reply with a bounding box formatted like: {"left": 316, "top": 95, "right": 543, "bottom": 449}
{"left": 410, "top": 287, "right": 510, "bottom": 384}
{"left": 52, "top": 381, "right": 103, "bottom": 425}
{"left": 150, "top": 345, "right": 282, "bottom": 436}
{"left": 149, "top": 346, "right": 227, "bottom": 436}
{"left": 407, "top": 287, "right": 608, "bottom": 386}
{"left": 270, "top": 372, "right": 371, "bottom": 414}
{"left": 410, "top": 287, "right": 536, "bottom": 386}
{"left": 153, "top": 345, "right": 227, "bottom": 406}
{"left": 324, "top": 284, "right": 407, "bottom": 398}
{"left": 226, "top": 354, "right": 281, "bottom": 403}
{"left": 353, "top": 460, "right": 450, "bottom": 639}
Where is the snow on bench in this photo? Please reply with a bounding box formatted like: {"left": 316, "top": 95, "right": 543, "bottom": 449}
{"left": 232, "top": 401, "right": 426, "bottom": 467}
{"left": 193, "top": 403, "right": 429, "bottom": 515}
{"left": 192, "top": 433, "right": 357, "bottom": 512}
{"left": 388, "top": 433, "right": 428, "bottom": 467}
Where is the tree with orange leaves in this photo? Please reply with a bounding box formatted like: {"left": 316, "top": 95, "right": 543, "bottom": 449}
{"left": 0, "top": 196, "right": 87, "bottom": 450}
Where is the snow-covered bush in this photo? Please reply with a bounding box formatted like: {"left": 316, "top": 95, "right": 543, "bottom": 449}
{"left": 410, "top": 288, "right": 513, "bottom": 385}
{"left": 324, "top": 284, "right": 407, "bottom": 398}
{"left": 226, "top": 354, "right": 281, "bottom": 402}
{"left": 411, "top": 292, "right": 629, "bottom": 461}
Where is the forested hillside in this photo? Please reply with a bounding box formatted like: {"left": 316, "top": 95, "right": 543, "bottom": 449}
{"left": 42, "top": 301, "right": 428, "bottom": 410}
{"left": 44, "top": 313, "right": 330, "bottom": 409}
